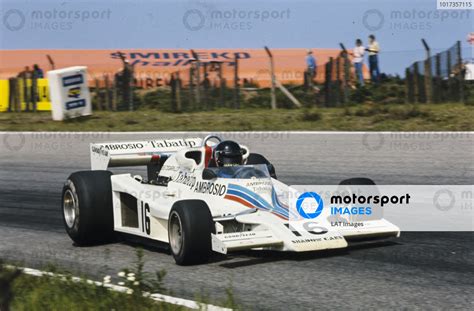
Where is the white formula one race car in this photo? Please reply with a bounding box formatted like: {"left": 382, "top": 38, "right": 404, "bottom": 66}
{"left": 62, "top": 135, "right": 400, "bottom": 265}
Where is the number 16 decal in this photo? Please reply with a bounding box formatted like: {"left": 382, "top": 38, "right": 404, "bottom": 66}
{"left": 141, "top": 202, "right": 151, "bottom": 235}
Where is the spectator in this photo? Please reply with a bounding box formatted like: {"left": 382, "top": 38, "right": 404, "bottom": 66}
{"left": 8, "top": 77, "right": 19, "bottom": 112}
{"left": 121, "top": 59, "right": 134, "bottom": 110}
{"left": 305, "top": 49, "right": 317, "bottom": 85}
{"left": 115, "top": 53, "right": 135, "bottom": 111}
{"left": 17, "top": 66, "right": 31, "bottom": 79}
{"left": 366, "top": 34, "right": 380, "bottom": 83}
{"left": 353, "top": 39, "right": 365, "bottom": 86}
{"left": 31, "top": 64, "right": 44, "bottom": 112}
{"left": 32, "top": 64, "right": 44, "bottom": 79}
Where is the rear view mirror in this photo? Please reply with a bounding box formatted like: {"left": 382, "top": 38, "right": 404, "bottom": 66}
{"left": 202, "top": 168, "right": 217, "bottom": 180}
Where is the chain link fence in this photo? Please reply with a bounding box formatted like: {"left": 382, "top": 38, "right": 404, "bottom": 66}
{"left": 405, "top": 41, "right": 464, "bottom": 104}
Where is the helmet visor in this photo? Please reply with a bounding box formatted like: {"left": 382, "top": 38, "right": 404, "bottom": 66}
{"left": 221, "top": 154, "right": 243, "bottom": 166}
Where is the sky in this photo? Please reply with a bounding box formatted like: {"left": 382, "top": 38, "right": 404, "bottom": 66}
{"left": 0, "top": 0, "right": 472, "bottom": 75}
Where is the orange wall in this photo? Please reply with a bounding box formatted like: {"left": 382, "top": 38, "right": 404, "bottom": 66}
{"left": 0, "top": 49, "right": 343, "bottom": 87}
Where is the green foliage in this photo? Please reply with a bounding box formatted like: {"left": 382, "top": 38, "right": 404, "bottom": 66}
{"left": 116, "top": 248, "right": 167, "bottom": 295}
{"left": 300, "top": 109, "right": 322, "bottom": 122}
{"left": 222, "top": 281, "right": 240, "bottom": 310}
{"left": 347, "top": 77, "right": 407, "bottom": 105}
{"left": 464, "top": 82, "right": 474, "bottom": 106}
{"left": 0, "top": 260, "right": 22, "bottom": 310}
{"left": 353, "top": 105, "right": 390, "bottom": 117}
{"left": 142, "top": 89, "right": 174, "bottom": 112}
{"left": 0, "top": 252, "right": 179, "bottom": 311}
{"left": 242, "top": 89, "right": 272, "bottom": 109}
{"left": 84, "top": 76, "right": 472, "bottom": 116}
{"left": 10, "top": 273, "right": 180, "bottom": 311}
{"left": 2, "top": 248, "right": 244, "bottom": 311}
{"left": 349, "top": 85, "right": 373, "bottom": 104}
{"left": 1, "top": 103, "right": 472, "bottom": 131}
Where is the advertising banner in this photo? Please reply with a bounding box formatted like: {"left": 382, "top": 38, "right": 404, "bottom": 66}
{"left": 47, "top": 66, "right": 91, "bottom": 120}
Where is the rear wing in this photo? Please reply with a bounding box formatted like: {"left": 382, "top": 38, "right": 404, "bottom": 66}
{"left": 90, "top": 137, "right": 202, "bottom": 170}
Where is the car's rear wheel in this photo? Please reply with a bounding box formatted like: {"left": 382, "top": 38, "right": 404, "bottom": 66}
{"left": 62, "top": 170, "right": 115, "bottom": 246}
{"left": 339, "top": 177, "right": 376, "bottom": 185}
{"left": 168, "top": 200, "right": 214, "bottom": 265}
{"left": 338, "top": 177, "right": 381, "bottom": 220}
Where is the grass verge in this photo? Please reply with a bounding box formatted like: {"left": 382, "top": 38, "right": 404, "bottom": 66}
{"left": 7, "top": 272, "right": 182, "bottom": 311}
{"left": 0, "top": 249, "right": 241, "bottom": 310}
{"left": 0, "top": 103, "right": 472, "bottom": 131}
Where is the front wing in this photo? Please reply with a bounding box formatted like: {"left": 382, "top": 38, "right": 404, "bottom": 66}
{"left": 211, "top": 211, "right": 399, "bottom": 254}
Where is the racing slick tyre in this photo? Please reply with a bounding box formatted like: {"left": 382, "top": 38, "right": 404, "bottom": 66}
{"left": 339, "top": 177, "right": 376, "bottom": 185}
{"left": 168, "top": 200, "right": 214, "bottom": 265}
{"left": 62, "top": 170, "right": 115, "bottom": 246}
{"left": 338, "top": 177, "right": 381, "bottom": 220}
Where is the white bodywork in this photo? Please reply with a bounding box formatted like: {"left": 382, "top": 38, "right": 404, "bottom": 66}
{"left": 90, "top": 136, "right": 400, "bottom": 254}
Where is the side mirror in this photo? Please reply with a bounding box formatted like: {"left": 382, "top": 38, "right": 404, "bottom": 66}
{"left": 202, "top": 168, "right": 217, "bottom": 180}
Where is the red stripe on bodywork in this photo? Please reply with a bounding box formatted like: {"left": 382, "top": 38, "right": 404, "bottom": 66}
{"left": 225, "top": 194, "right": 288, "bottom": 220}
{"left": 205, "top": 146, "right": 213, "bottom": 168}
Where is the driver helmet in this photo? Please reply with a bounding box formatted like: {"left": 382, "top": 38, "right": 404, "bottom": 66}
{"left": 213, "top": 140, "right": 243, "bottom": 167}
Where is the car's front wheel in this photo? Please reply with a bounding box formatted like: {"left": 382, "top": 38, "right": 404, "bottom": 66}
{"left": 62, "top": 170, "right": 115, "bottom": 246}
{"left": 168, "top": 200, "right": 214, "bottom": 265}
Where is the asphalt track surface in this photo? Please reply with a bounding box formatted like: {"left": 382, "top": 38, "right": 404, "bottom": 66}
{"left": 0, "top": 132, "right": 473, "bottom": 310}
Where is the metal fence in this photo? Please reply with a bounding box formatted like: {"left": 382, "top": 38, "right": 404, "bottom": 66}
{"left": 405, "top": 41, "right": 464, "bottom": 104}
{"left": 13, "top": 44, "right": 456, "bottom": 113}
{"left": 7, "top": 77, "right": 51, "bottom": 112}
{"left": 168, "top": 56, "right": 240, "bottom": 112}
{"left": 322, "top": 51, "right": 352, "bottom": 107}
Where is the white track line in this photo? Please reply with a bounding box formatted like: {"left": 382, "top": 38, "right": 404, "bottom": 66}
{"left": 6, "top": 265, "right": 231, "bottom": 311}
